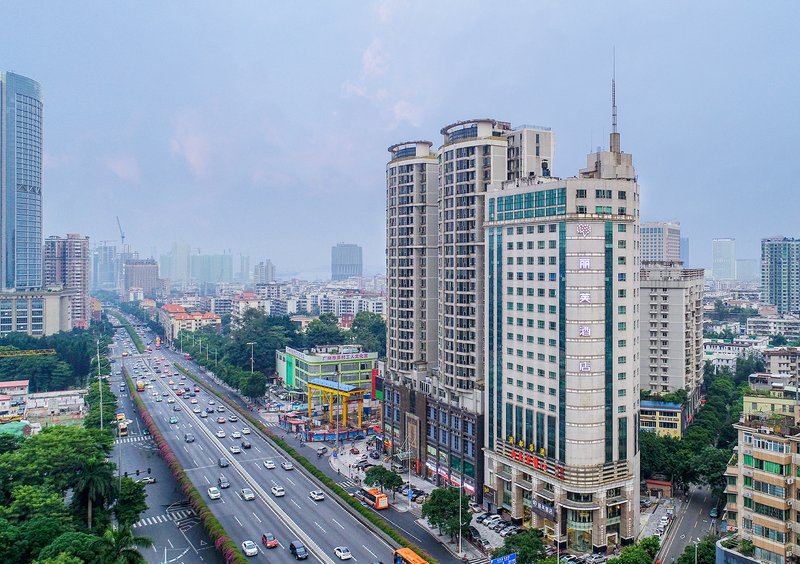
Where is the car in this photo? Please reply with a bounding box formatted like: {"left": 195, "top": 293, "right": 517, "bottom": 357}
{"left": 476, "top": 512, "right": 492, "bottom": 524}
{"left": 349, "top": 447, "right": 360, "bottom": 455}
{"left": 137, "top": 476, "right": 156, "bottom": 484}
{"left": 199, "top": 411, "right": 208, "bottom": 418}
{"left": 241, "top": 441, "right": 252, "bottom": 449}
{"left": 173, "top": 405, "right": 181, "bottom": 411}
{"left": 232, "top": 431, "right": 242, "bottom": 439}
{"left": 168, "top": 380, "right": 174, "bottom": 385}
{"left": 167, "top": 397, "right": 175, "bottom": 404}
{"left": 241, "top": 540, "right": 258, "bottom": 557}
{"left": 194, "top": 387, "right": 200, "bottom": 392}
{"left": 218, "top": 475, "right": 230, "bottom": 488}
{"left": 241, "top": 427, "right": 251, "bottom": 435}
{"left": 369, "top": 451, "right": 380, "bottom": 459}
{"left": 216, "top": 430, "right": 226, "bottom": 438}
{"left": 264, "top": 460, "right": 275, "bottom": 469}
{"left": 316, "top": 445, "right": 329, "bottom": 455}
{"left": 169, "top": 416, "right": 178, "bottom": 424}
{"left": 709, "top": 507, "right": 718, "bottom": 518}
{"left": 261, "top": 532, "right": 278, "bottom": 549}
{"left": 218, "top": 457, "right": 230, "bottom": 467}
{"left": 271, "top": 486, "right": 285, "bottom": 497}
{"left": 228, "top": 415, "right": 239, "bottom": 422}
{"left": 217, "top": 406, "right": 226, "bottom": 412}
{"left": 469, "top": 526, "right": 481, "bottom": 539}
{"left": 470, "top": 502, "right": 482, "bottom": 513}
{"left": 207, "top": 486, "right": 221, "bottom": 499}
{"left": 193, "top": 407, "right": 201, "bottom": 414}
{"left": 289, "top": 541, "right": 309, "bottom": 560}
{"left": 208, "top": 399, "right": 216, "bottom": 405}
{"left": 240, "top": 488, "right": 255, "bottom": 501}
{"left": 281, "top": 461, "right": 294, "bottom": 470}
{"left": 334, "top": 546, "right": 352, "bottom": 560}
{"left": 216, "top": 417, "right": 226, "bottom": 423}
{"left": 184, "top": 433, "right": 195, "bottom": 443}
{"left": 309, "top": 490, "right": 325, "bottom": 501}
{"left": 175, "top": 390, "right": 183, "bottom": 396}
{"left": 206, "top": 407, "right": 215, "bottom": 413}
{"left": 155, "top": 397, "right": 162, "bottom": 402}
{"left": 230, "top": 445, "right": 241, "bottom": 454}
{"left": 184, "top": 386, "right": 190, "bottom": 392}
{"left": 161, "top": 392, "right": 169, "bottom": 397}
{"left": 190, "top": 398, "right": 198, "bottom": 404}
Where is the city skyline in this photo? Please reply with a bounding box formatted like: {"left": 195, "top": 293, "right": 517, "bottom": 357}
{"left": 2, "top": 2, "right": 797, "bottom": 275}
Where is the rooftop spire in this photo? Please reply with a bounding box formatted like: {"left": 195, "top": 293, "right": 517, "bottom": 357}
{"left": 610, "top": 47, "right": 621, "bottom": 154}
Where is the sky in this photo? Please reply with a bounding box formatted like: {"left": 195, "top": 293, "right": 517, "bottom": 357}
{"left": 3, "top": 1, "right": 798, "bottom": 279}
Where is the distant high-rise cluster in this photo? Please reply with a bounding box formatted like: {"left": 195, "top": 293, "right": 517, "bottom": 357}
{"left": 254, "top": 259, "right": 276, "bottom": 284}
{"left": 712, "top": 238, "right": 736, "bottom": 280}
{"left": 761, "top": 237, "right": 800, "bottom": 314}
{"left": 331, "top": 243, "right": 362, "bottom": 281}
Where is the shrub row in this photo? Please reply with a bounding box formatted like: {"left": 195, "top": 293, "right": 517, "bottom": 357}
{"left": 124, "top": 368, "right": 248, "bottom": 564}
{"left": 111, "top": 312, "right": 145, "bottom": 353}
{"left": 173, "top": 362, "right": 437, "bottom": 563}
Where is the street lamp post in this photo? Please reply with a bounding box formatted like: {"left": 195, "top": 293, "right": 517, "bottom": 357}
{"left": 694, "top": 537, "right": 701, "bottom": 564}
{"left": 247, "top": 342, "right": 255, "bottom": 374}
{"left": 179, "top": 333, "right": 183, "bottom": 354}
{"left": 97, "top": 340, "right": 103, "bottom": 431}
{"left": 335, "top": 371, "right": 340, "bottom": 452}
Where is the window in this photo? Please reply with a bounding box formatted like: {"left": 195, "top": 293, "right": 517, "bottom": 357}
{"left": 576, "top": 189, "right": 587, "bottom": 198}
{"left": 618, "top": 306, "right": 627, "bottom": 314}
{"left": 576, "top": 206, "right": 587, "bottom": 214}
{"left": 618, "top": 389, "right": 626, "bottom": 396}
{"left": 618, "top": 356, "right": 627, "bottom": 364}
{"left": 618, "top": 224, "right": 626, "bottom": 232}
{"left": 618, "top": 191, "right": 626, "bottom": 199}
{"left": 618, "top": 273, "right": 626, "bottom": 281}
{"left": 618, "top": 257, "right": 626, "bottom": 265}
{"left": 618, "top": 240, "right": 626, "bottom": 249}
{"left": 617, "top": 372, "right": 626, "bottom": 380}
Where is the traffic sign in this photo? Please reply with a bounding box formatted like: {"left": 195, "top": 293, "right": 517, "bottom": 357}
{"left": 408, "top": 489, "right": 413, "bottom": 501}
{"left": 492, "top": 554, "right": 517, "bottom": 564}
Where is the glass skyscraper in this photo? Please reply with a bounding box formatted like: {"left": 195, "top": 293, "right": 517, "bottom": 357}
{"left": 1, "top": 71, "right": 43, "bottom": 291}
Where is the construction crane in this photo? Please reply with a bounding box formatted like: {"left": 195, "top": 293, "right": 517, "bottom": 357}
{"left": 0, "top": 349, "right": 56, "bottom": 358}
{"left": 116, "top": 216, "right": 125, "bottom": 247}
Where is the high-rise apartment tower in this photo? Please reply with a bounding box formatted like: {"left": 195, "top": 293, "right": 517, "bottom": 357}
{"left": 640, "top": 221, "right": 680, "bottom": 262}
{"left": 712, "top": 238, "right": 736, "bottom": 280}
{"left": 44, "top": 234, "right": 91, "bottom": 328}
{"left": 331, "top": 243, "right": 363, "bottom": 281}
{"left": 761, "top": 237, "right": 800, "bottom": 314}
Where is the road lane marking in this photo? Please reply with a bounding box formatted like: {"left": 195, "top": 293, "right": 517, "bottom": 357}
{"left": 314, "top": 521, "right": 326, "bottom": 534}
{"left": 331, "top": 518, "right": 344, "bottom": 530}
{"left": 253, "top": 512, "right": 262, "bottom": 523}
{"left": 168, "top": 539, "right": 174, "bottom": 548}
{"left": 291, "top": 499, "right": 302, "bottom": 509}
{"left": 363, "top": 545, "right": 377, "bottom": 558}
{"left": 234, "top": 515, "right": 243, "bottom": 526}
{"left": 286, "top": 477, "right": 296, "bottom": 486}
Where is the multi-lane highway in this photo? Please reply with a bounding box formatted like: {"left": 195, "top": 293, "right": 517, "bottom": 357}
{"left": 113, "top": 325, "right": 393, "bottom": 563}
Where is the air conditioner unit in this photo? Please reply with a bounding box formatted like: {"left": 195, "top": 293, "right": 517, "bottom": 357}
{"left": 787, "top": 477, "right": 795, "bottom": 485}
{"left": 788, "top": 499, "right": 794, "bottom": 507}
{"left": 743, "top": 448, "right": 752, "bottom": 455}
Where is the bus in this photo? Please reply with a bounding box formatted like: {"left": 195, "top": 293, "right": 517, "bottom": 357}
{"left": 118, "top": 422, "right": 129, "bottom": 437}
{"left": 155, "top": 336, "right": 161, "bottom": 350}
{"left": 136, "top": 380, "right": 145, "bottom": 392}
{"left": 393, "top": 548, "right": 427, "bottom": 564}
{"left": 116, "top": 413, "right": 125, "bottom": 422}
{"left": 358, "top": 488, "right": 389, "bottom": 510}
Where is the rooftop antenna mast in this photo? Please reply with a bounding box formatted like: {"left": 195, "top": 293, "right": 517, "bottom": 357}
{"left": 610, "top": 47, "right": 621, "bottom": 154}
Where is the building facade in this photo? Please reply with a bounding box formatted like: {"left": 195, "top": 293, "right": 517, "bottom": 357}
{"left": 123, "top": 259, "right": 159, "bottom": 296}
{"left": 331, "top": 244, "right": 363, "bottom": 281}
{"left": 483, "top": 128, "right": 640, "bottom": 552}
{"left": 254, "top": 260, "right": 276, "bottom": 284}
{"left": 639, "top": 262, "right": 704, "bottom": 411}
{"left": 92, "top": 243, "right": 119, "bottom": 290}
{"left": 158, "top": 303, "right": 221, "bottom": 342}
{"left": 44, "top": 234, "right": 91, "bottom": 328}
{"left": 638, "top": 400, "right": 685, "bottom": 438}
{"left": 0, "top": 289, "right": 73, "bottom": 337}
{"left": 276, "top": 345, "right": 378, "bottom": 394}
{"left": 764, "top": 347, "right": 800, "bottom": 378}
{"left": 640, "top": 222, "right": 681, "bottom": 263}
{"left": 761, "top": 237, "right": 800, "bottom": 315}
{"left": 747, "top": 317, "right": 800, "bottom": 340}
{"left": 712, "top": 238, "right": 736, "bottom": 281}
{"left": 0, "top": 71, "right": 43, "bottom": 292}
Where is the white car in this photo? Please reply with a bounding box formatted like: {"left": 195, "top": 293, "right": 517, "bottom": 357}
{"left": 270, "top": 486, "right": 285, "bottom": 497}
{"left": 207, "top": 486, "right": 221, "bottom": 499}
{"left": 167, "top": 398, "right": 175, "bottom": 403}
{"left": 216, "top": 430, "right": 226, "bottom": 438}
{"left": 241, "top": 427, "right": 251, "bottom": 435}
{"left": 281, "top": 461, "right": 294, "bottom": 471}
{"left": 231, "top": 431, "right": 242, "bottom": 439}
{"left": 241, "top": 540, "right": 258, "bottom": 557}
{"left": 334, "top": 546, "right": 353, "bottom": 560}
{"left": 230, "top": 445, "right": 241, "bottom": 454}
{"left": 264, "top": 460, "right": 275, "bottom": 469}
{"left": 240, "top": 488, "right": 255, "bottom": 501}
{"left": 309, "top": 490, "right": 325, "bottom": 501}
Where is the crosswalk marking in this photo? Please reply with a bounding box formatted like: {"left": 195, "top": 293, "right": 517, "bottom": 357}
{"left": 132, "top": 508, "right": 195, "bottom": 528}
{"left": 114, "top": 435, "right": 149, "bottom": 444}
{"left": 338, "top": 479, "right": 358, "bottom": 488}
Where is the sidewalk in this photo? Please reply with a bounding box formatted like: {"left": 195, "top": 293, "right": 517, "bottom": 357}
{"left": 416, "top": 516, "right": 489, "bottom": 563}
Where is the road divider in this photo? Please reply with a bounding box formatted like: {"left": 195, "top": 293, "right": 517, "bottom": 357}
{"left": 173, "top": 361, "right": 437, "bottom": 563}
{"left": 124, "top": 367, "right": 247, "bottom": 564}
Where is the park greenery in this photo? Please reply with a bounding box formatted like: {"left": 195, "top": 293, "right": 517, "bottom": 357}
{"left": 0, "top": 426, "right": 149, "bottom": 563}
{"left": 491, "top": 528, "right": 547, "bottom": 563}
{"left": 674, "top": 534, "right": 717, "bottom": 564}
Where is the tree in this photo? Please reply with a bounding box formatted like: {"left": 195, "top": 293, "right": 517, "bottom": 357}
{"left": 0, "top": 435, "right": 22, "bottom": 455}
{"left": 349, "top": 312, "right": 386, "bottom": 357}
{"left": 18, "top": 516, "right": 72, "bottom": 563}
{"left": 770, "top": 334, "right": 788, "bottom": 347}
{"left": 0, "top": 518, "right": 21, "bottom": 564}
{"left": 35, "top": 553, "right": 85, "bottom": 564}
{"left": 114, "top": 478, "right": 147, "bottom": 528}
{"left": 638, "top": 536, "right": 660, "bottom": 559}
{"left": 608, "top": 545, "right": 651, "bottom": 564}
{"left": 305, "top": 314, "right": 345, "bottom": 348}
{"left": 421, "top": 487, "right": 470, "bottom": 539}
{"left": 492, "top": 529, "right": 546, "bottom": 564}
{"left": 3, "top": 485, "right": 70, "bottom": 524}
{"left": 363, "top": 467, "right": 404, "bottom": 497}
{"left": 36, "top": 532, "right": 102, "bottom": 563}
{"left": 239, "top": 371, "right": 267, "bottom": 401}
{"left": 72, "top": 457, "right": 116, "bottom": 529}
{"left": 675, "top": 534, "right": 716, "bottom": 564}
{"left": 94, "top": 525, "right": 153, "bottom": 564}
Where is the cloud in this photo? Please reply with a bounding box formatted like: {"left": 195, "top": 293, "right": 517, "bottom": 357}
{"left": 106, "top": 154, "right": 140, "bottom": 182}
{"left": 170, "top": 114, "right": 211, "bottom": 178}
{"left": 392, "top": 100, "right": 421, "bottom": 127}
{"left": 361, "top": 39, "right": 387, "bottom": 77}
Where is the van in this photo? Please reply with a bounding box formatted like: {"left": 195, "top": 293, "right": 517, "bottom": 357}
{"left": 289, "top": 541, "right": 308, "bottom": 560}
{"left": 391, "top": 462, "right": 405, "bottom": 473}
{"left": 217, "top": 475, "right": 230, "bottom": 489}
{"left": 184, "top": 433, "right": 195, "bottom": 443}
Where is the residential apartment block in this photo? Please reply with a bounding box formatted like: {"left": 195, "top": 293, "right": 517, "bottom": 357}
{"left": 640, "top": 262, "right": 704, "bottom": 410}
{"left": 747, "top": 316, "right": 800, "bottom": 341}
{"left": 764, "top": 347, "right": 800, "bottom": 378}
{"left": 44, "top": 234, "right": 91, "bottom": 328}
{"left": 639, "top": 400, "right": 685, "bottom": 438}
{"left": 123, "top": 259, "right": 159, "bottom": 297}
{"left": 761, "top": 238, "right": 800, "bottom": 315}
{"left": 640, "top": 222, "right": 681, "bottom": 262}
{"left": 158, "top": 303, "right": 221, "bottom": 342}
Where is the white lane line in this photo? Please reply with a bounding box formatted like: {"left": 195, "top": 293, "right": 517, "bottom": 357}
{"left": 234, "top": 515, "right": 243, "bottom": 526}
{"left": 192, "top": 459, "right": 198, "bottom": 466}
{"left": 331, "top": 518, "right": 344, "bottom": 530}
{"left": 204, "top": 475, "right": 210, "bottom": 484}
{"left": 253, "top": 512, "right": 262, "bottom": 523}
{"left": 291, "top": 499, "right": 302, "bottom": 509}
{"left": 168, "top": 538, "right": 174, "bottom": 548}
{"left": 314, "top": 521, "right": 326, "bottom": 534}
{"left": 363, "top": 545, "right": 377, "bottom": 558}
{"left": 285, "top": 477, "right": 296, "bottom": 486}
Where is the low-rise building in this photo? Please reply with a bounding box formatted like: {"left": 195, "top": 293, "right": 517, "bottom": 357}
{"left": 747, "top": 316, "right": 800, "bottom": 340}
{"left": 0, "top": 289, "right": 74, "bottom": 337}
{"left": 764, "top": 347, "right": 800, "bottom": 378}
{"left": 638, "top": 400, "right": 686, "bottom": 438}
{"left": 276, "top": 345, "right": 378, "bottom": 394}
{"left": 27, "top": 389, "right": 87, "bottom": 417}
{"left": 158, "top": 304, "right": 221, "bottom": 342}
{"left": 0, "top": 380, "right": 29, "bottom": 405}
{"left": 703, "top": 339, "right": 757, "bottom": 374}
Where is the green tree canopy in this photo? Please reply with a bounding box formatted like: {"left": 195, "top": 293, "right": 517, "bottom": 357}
{"left": 114, "top": 478, "right": 147, "bottom": 529}
{"left": 36, "top": 532, "right": 101, "bottom": 563}
{"left": 492, "top": 528, "right": 546, "bottom": 564}
{"left": 421, "top": 487, "right": 470, "bottom": 539}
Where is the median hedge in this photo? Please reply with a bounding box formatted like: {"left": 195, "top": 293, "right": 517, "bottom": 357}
{"left": 111, "top": 312, "right": 145, "bottom": 353}
{"left": 124, "top": 368, "right": 247, "bottom": 564}
{"left": 173, "top": 362, "right": 437, "bottom": 563}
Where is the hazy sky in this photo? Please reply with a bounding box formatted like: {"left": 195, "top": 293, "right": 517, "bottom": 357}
{"left": 4, "top": 1, "right": 798, "bottom": 278}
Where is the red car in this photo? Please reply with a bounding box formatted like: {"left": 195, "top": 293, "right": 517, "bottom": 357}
{"left": 194, "top": 387, "right": 200, "bottom": 392}
{"left": 261, "top": 532, "right": 278, "bottom": 549}
{"left": 350, "top": 447, "right": 360, "bottom": 455}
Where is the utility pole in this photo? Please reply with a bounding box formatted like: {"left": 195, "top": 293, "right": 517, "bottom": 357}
{"left": 335, "top": 371, "right": 340, "bottom": 451}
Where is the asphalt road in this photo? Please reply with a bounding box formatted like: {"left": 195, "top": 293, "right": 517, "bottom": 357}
{"left": 659, "top": 486, "right": 717, "bottom": 563}
{"left": 115, "top": 326, "right": 394, "bottom": 564}
{"left": 108, "top": 356, "right": 223, "bottom": 564}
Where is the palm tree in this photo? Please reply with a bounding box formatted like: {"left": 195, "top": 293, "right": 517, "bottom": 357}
{"left": 96, "top": 525, "right": 153, "bottom": 564}
{"left": 73, "top": 456, "right": 115, "bottom": 529}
